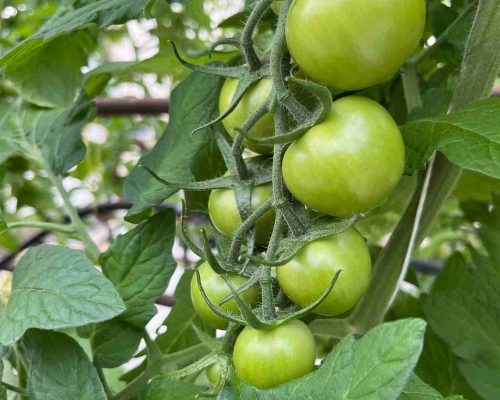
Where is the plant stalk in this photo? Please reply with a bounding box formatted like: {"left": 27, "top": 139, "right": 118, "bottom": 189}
{"left": 7, "top": 221, "right": 75, "bottom": 234}
{"left": 45, "top": 167, "right": 101, "bottom": 263}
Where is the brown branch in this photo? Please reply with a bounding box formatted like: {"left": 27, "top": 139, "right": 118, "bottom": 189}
{"left": 95, "top": 98, "right": 170, "bottom": 116}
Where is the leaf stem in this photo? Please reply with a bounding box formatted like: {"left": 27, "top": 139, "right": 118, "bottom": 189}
{"left": 45, "top": 167, "right": 101, "bottom": 263}
{"left": 6, "top": 221, "right": 75, "bottom": 234}
{"left": 113, "top": 344, "right": 209, "bottom": 400}
{"left": 94, "top": 360, "right": 113, "bottom": 399}
{"left": 1, "top": 381, "right": 29, "bottom": 396}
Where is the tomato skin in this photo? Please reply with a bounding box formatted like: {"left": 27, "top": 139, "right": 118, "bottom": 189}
{"left": 282, "top": 96, "right": 405, "bottom": 217}
{"left": 208, "top": 184, "right": 275, "bottom": 246}
{"left": 206, "top": 363, "right": 221, "bottom": 385}
{"left": 190, "top": 262, "right": 260, "bottom": 330}
{"left": 219, "top": 78, "right": 274, "bottom": 154}
{"left": 286, "top": 0, "right": 426, "bottom": 90}
{"left": 233, "top": 320, "right": 316, "bottom": 389}
{"left": 276, "top": 229, "right": 372, "bottom": 316}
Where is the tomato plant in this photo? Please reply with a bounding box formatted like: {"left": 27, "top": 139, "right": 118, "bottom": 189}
{"left": 190, "top": 262, "right": 260, "bottom": 329}
{"left": 283, "top": 96, "right": 405, "bottom": 217}
{"left": 277, "top": 228, "right": 372, "bottom": 316}
{"left": 286, "top": 0, "right": 427, "bottom": 90}
{"left": 0, "top": 0, "right": 499, "bottom": 399}
{"left": 233, "top": 320, "right": 316, "bottom": 389}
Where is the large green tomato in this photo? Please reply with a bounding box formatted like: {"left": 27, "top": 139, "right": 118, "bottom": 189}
{"left": 233, "top": 320, "right": 316, "bottom": 389}
{"left": 286, "top": 0, "right": 426, "bottom": 90}
{"left": 277, "top": 229, "right": 372, "bottom": 316}
{"left": 208, "top": 184, "right": 275, "bottom": 246}
{"left": 219, "top": 78, "right": 274, "bottom": 154}
{"left": 190, "top": 262, "right": 260, "bottom": 330}
{"left": 283, "top": 96, "right": 405, "bottom": 217}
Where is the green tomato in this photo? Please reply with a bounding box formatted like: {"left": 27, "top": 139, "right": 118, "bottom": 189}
{"left": 276, "top": 228, "right": 372, "bottom": 316}
{"left": 283, "top": 96, "right": 405, "bottom": 217}
{"left": 206, "top": 362, "right": 221, "bottom": 385}
{"left": 233, "top": 320, "right": 316, "bottom": 389}
{"left": 190, "top": 262, "right": 260, "bottom": 330}
{"left": 219, "top": 78, "right": 274, "bottom": 154}
{"left": 208, "top": 184, "right": 275, "bottom": 246}
{"left": 286, "top": 0, "right": 426, "bottom": 90}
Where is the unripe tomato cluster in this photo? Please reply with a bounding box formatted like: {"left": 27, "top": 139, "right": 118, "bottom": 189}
{"left": 192, "top": 0, "right": 426, "bottom": 390}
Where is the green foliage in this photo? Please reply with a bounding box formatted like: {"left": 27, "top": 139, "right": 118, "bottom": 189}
{"left": 422, "top": 197, "right": 500, "bottom": 400}
{"left": 124, "top": 71, "right": 224, "bottom": 221}
{"left": 143, "top": 377, "right": 205, "bottom": 400}
{"left": 156, "top": 270, "right": 213, "bottom": 354}
{"left": 22, "top": 329, "right": 107, "bottom": 399}
{"left": 398, "top": 375, "right": 452, "bottom": 400}
{"left": 100, "top": 209, "right": 177, "bottom": 327}
{"left": 0, "top": 97, "right": 96, "bottom": 174}
{"left": 0, "top": 245, "right": 125, "bottom": 345}
{"left": 403, "top": 98, "right": 500, "bottom": 178}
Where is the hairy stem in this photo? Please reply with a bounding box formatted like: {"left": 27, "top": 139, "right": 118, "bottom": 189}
{"left": 227, "top": 198, "right": 273, "bottom": 264}
{"left": 240, "top": 0, "right": 272, "bottom": 71}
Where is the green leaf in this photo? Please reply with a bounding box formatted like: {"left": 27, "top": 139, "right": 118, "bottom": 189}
{"left": 422, "top": 200, "right": 500, "bottom": 400}
{"left": 4, "top": 32, "right": 93, "bottom": 108}
{"left": 240, "top": 319, "right": 426, "bottom": 400}
{"left": 99, "top": 209, "right": 177, "bottom": 328}
{"left": 120, "top": 270, "right": 214, "bottom": 384}
{"left": 184, "top": 136, "right": 225, "bottom": 213}
{"left": 83, "top": 61, "right": 138, "bottom": 98}
{"left": 22, "top": 329, "right": 106, "bottom": 400}
{"left": 0, "top": 98, "right": 95, "bottom": 174}
{"left": 416, "top": 329, "right": 481, "bottom": 400}
{"left": 403, "top": 98, "right": 500, "bottom": 178}
{"left": 124, "top": 71, "right": 223, "bottom": 222}
{"left": 398, "top": 375, "right": 444, "bottom": 399}
{"left": 155, "top": 270, "right": 213, "bottom": 354}
{"left": 0, "top": 245, "right": 125, "bottom": 345}
{"left": 90, "top": 320, "right": 143, "bottom": 369}
{"left": 143, "top": 376, "right": 205, "bottom": 400}
{"left": 0, "top": 0, "right": 148, "bottom": 70}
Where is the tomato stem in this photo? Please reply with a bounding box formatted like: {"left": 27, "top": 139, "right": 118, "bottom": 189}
{"left": 240, "top": 0, "right": 272, "bottom": 71}
{"left": 42, "top": 158, "right": 101, "bottom": 264}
